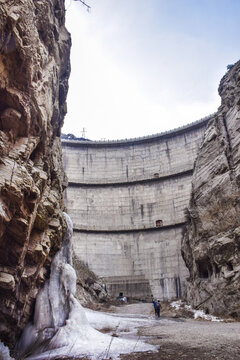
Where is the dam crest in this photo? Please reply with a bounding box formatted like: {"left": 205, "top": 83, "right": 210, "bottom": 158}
{"left": 62, "top": 114, "right": 214, "bottom": 300}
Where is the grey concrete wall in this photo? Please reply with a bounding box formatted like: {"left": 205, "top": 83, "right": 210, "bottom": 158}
{"left": 66, "top": 175, "right": 191, "bottom": 231}
{"left": 72, "top": 227, "right": 188, "bottom": 300}
{"left": 62, "top": 120, "right": 209, "bottom": 185}
{"left": 62, "top": 116, "right": 213, "bottom": 300}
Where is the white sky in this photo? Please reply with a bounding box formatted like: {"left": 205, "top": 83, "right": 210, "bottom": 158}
{"left": 63, "top": 0, "right": 240, "bottom": 140}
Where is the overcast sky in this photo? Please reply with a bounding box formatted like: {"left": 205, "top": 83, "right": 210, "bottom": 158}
{"left": 62, "top": 0, "right": 240, "bottom": 140}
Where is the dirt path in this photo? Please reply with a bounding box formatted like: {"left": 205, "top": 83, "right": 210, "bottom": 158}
{"left": 108, "top": 303, "right": 240, "bottom": 360}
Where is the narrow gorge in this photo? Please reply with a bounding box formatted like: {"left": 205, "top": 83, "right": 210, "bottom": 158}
{"left": 0, "top": 0, "right": 240, "bottom": 359}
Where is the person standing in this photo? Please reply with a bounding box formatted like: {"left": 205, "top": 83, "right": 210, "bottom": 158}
{"left": 152, "top": 296, "right": 157, "bottom": 316}
{"left": 155, "top": 300, "right": 161, "bottom": 318}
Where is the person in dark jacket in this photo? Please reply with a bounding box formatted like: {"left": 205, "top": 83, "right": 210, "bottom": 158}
{"left": 155, "top": 300, "right": 161, "bottom": 318}
{"left": 152, "top": 296, "right": 157, "bottom": 316}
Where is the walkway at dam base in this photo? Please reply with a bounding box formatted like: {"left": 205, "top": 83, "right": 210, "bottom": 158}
{"left": 62, "top": 115, "right": 214, "bottom": 301}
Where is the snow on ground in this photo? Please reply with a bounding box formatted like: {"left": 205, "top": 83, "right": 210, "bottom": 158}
{"left": 27, "top": 298, "right": 158, "bottom": 360}
{"left": 85, "top": 307, "right": 156, "bottom": 333}
{"left": 170, "top": 300, "right": 223, "bottom": 322}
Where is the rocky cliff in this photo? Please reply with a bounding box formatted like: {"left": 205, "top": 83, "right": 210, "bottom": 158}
{"left": 182, "top": 60, "right": 240, "bottom": 318}
{"left": 73, "top": 254, "right": 109, "bottom": 307}
{"left": 0, "top": 0, "right": 71, "bottom": 346}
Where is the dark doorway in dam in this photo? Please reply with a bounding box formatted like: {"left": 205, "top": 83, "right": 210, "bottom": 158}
{"left": 156, "top": 219, "right": 163, "bottom": 227}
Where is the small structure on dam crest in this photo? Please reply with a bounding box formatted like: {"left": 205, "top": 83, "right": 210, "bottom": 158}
{"left": 62, "top": 115, "right": 214, "bottom": 301}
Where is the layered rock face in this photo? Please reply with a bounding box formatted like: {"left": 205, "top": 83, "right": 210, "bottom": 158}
{"left": 73, "top": 255, "right": 109, "bottom": 307}
{"left": 0, "top": 0, "right": 70, "bottom": 346}
{"left": 182, "top": 60, "right": 240, "bottom": 318}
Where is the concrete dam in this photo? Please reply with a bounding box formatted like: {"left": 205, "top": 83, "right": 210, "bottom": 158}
{"left": 62, "top": 115, "right": 213, "bottom": 301}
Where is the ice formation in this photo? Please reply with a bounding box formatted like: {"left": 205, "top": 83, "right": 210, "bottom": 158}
{"left": 16, "top": 213, "right": 156, "bottom": 359}
{"left": 0, "top": 341, "right": 14, "bottom": 360}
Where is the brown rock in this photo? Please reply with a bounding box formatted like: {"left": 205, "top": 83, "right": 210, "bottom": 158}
{"left": 0, "top": 0, "right": 71, "bottom": 347}
{"left": 182, "top": 60, "right": 240, "bottom": 319}
{"left": 73, "top": 254, "right": 110, "bottom": 307}
{"left": 0, "top": 272, "right": 15, "bottom": 291}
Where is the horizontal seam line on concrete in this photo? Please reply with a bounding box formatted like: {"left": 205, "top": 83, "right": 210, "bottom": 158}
{"left": 73, "top": 222, "right": 186, "bottom": 233}
{"left": 67, "top": 169, "right": 193, "bottom": 188}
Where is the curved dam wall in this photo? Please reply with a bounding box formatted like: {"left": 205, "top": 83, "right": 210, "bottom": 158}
{"left": 62, "top": 116, "right": 213, "bottom": 301}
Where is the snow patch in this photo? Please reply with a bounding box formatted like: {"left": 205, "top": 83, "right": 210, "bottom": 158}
{"left": 170, "top": 300, "right": 223, "bottom": 322}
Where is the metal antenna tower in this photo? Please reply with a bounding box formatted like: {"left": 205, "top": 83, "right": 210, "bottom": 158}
{"left": 81, "top": 127, "right": 86, "bottom": 138}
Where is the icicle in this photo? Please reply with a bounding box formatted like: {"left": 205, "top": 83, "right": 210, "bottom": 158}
{"left": 16, "top": 212, "right": 156, "bottom": 360}
{"left": 16, "top": 212, "right": 76, "bottom": 354}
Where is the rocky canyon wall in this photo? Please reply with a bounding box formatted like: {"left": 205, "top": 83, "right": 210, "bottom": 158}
{"left": 0, "top": 0, "right": 71, "bottom": 346}
{"left": 182, "top": 60, "right": 240, "bottom": 318}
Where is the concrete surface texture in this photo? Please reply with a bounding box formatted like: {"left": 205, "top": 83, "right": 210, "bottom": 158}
{"left": 62, "top": 116, "right": 213, "bottom": 301}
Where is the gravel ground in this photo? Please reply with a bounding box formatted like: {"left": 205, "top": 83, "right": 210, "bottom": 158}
{"left": 135, "top": 319, "right": 240, "bottom": 359}
{"left": 109, "top": 303, "right": 240, "bottom": 360}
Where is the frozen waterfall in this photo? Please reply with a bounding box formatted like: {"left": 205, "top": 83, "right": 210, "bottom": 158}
{"left": 16, "top": 212, "right": 156, "bottom": 360}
